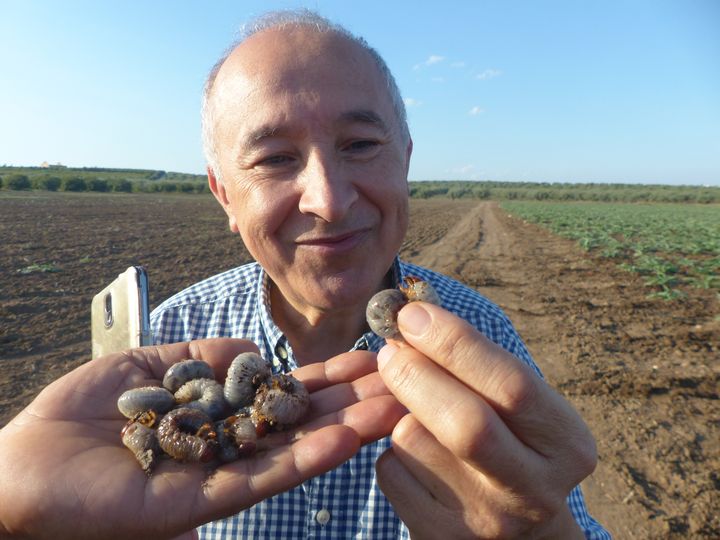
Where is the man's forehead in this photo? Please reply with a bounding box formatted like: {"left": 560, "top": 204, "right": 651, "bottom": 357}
{"left": 210, "top": 26, "right": 396, "bottom": 141}
{"left": 216, "top": 26, "right": 371, "bottom": 91}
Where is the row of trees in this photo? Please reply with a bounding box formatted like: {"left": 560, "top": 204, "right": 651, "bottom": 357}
{"left": 3, "top": 173, "right": 718, "bottom": 203}
{"left": 410, "top": 181, "right": 720, "bottom": 204}
{"left": 0, "top": 174, "right": 208, "bottom": 194}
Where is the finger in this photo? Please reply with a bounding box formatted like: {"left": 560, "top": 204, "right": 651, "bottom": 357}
{"left": 395, "top": 303, "right": 596, "bottom": 466}
{"left": 388, "top": 414, "right": 472, "bottom": 505}
{"left": 291, "top": 394, "right": 405, "bottom": 445}
{"left": 292, "top": 350, "right": 381, "bottom": 393}
{"left": 375, "top": 446, "right": 456, "bottom": 540}
{"left": 378, "top": 342, "right": 541, "bottom": 489}
{"left": 307, "top": 371, "right": 391, "bottom": 419}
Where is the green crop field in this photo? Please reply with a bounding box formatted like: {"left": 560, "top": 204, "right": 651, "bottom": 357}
{"left": 501, "top": 201, "right": 720, "bottom": 300}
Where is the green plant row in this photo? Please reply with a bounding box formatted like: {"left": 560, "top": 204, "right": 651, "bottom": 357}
{"left": 0, "top": 173, "right": 209, "bottom": 194}
{"left": 501, "top": 201, "right": 720, "bottom": 300}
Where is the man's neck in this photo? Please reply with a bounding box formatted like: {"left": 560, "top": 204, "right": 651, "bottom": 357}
{"left": 269, "top": 283, "right": 371, "bottom": 366}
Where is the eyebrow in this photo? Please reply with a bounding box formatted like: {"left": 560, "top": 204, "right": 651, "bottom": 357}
{"left": 337, "top": 109, "right": 390, "bottom": 135}
{"left": 242, "top": 108, "right": 391, "bottom": 151}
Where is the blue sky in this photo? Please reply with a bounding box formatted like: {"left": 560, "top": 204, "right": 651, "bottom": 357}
{"left": 1, "top": 1, "right": 718, "bottom": 185}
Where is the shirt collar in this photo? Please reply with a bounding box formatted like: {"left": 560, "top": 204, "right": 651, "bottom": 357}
{"left": 255, "top": 268, "right": 296, "bottom": 372}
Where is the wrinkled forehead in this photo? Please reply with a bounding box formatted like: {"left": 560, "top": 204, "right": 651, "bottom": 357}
{"left": 209, "top": 27, "right": 394, "bottom": 132}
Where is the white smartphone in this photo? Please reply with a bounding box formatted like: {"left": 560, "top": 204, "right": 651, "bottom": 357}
{"left": 91, "top": 266, "right": 152, "bottom": 359}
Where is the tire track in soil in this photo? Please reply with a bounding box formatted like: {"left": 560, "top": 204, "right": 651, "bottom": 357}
{"left": 405, "top": 201, "right": 719, "bottom": 539}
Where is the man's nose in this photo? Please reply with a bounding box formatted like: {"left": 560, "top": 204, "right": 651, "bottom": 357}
{"left": 297, "top": 150, "right": 358, "bottom": 222}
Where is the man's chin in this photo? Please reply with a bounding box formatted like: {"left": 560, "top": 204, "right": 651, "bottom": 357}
{"left": 291, "top": 269, "right": 382, "bottom": 310}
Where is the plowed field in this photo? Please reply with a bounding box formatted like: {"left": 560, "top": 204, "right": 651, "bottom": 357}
{"left": 1, "top": 192, "right": 718, "bottom": 538}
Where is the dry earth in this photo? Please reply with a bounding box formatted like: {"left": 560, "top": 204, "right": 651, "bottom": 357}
{"left": 1, "top": 192, "right": 718, "bottom": 538}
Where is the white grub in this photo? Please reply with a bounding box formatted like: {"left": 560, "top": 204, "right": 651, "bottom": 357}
{"left": 163, "top": 359, "right": 215, "bottom": 393}
{"left": 119, "top": 353, "right": 310, "bottom": 470}
{"left": 252, "top": 374, "right": 310, "bottom": 430}
{"left": 117, "top": 386, "right": 175, "bottom": 419}
{"left": 366, "top": 277, "right": 440, "bottom": 340}
{"left": 215, "top": 415, "right": 258, "bottom": 462}
{"left": 401, "top": 276, "right": 441, "bottom": 305}
{"left": 224, "top": 352, "right": 271, "bottom": 409}
{"left": 174, "top": 378, "right": 227, "bottom": 420}
{"left": 366, "top": 288, "right": 407, "bottom": 339}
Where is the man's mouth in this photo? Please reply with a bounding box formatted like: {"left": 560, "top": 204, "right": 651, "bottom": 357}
{"left": 295, "top": 228, "right": 370, "bottom": 251}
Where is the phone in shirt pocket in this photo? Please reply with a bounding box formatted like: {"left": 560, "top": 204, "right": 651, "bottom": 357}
{"left": 91, "top": 266, "right": 152, "bottom": 359}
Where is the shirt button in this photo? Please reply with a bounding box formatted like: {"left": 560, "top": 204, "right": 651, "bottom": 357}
{"left": 275, "top": 344, "right": 288, "bottom": 360}
{"left": 315, "top": 509, "right": 331, "bottom": 525}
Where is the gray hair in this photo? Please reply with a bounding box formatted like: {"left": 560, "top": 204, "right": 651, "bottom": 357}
{"left": 200, "top": 9, "right": 409, "bottom": 180}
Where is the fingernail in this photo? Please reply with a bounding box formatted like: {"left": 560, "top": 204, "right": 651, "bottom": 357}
{"left": 377, "top": 342, "right": 399, "bottom": 371}
{"left": 397, "top": 303, "right": 431, "bottom": 337}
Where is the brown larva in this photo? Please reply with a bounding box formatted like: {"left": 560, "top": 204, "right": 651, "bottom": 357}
{"left": 155, "top": 407, "right": 217, "bottom": 463}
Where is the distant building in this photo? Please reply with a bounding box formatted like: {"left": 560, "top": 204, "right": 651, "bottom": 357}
{"left": 40, "top": 161, "right": 49, "bottom": 168}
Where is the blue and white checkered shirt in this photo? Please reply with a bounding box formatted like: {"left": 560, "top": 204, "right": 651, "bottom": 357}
{"left": 151, "top": 258, "right": 610, "bottom": 539}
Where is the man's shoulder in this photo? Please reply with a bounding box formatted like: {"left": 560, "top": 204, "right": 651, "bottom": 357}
{"left": 151, "top": 262, "right": 261, "bottom": 315}
{"left": 400, "top": 260, "right": 538, "bottom": 374}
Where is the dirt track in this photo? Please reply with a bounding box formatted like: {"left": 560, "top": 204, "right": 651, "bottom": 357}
{"left": 408, "top": 201, "right": 719, "bottom": 539}
{"left": 1, "top": 193, "right": 718, "bottom": 538}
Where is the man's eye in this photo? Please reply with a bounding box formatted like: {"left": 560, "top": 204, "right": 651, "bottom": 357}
{"left": 258, "top": 155, "right": 294, "bottom": 167}
{"left": 345, "top": 140, "right": 379, "bottom": 152}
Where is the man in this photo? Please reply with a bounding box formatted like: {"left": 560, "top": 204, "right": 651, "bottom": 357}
{"left": 151, "top": 9, "right": 609, "bottom": 539}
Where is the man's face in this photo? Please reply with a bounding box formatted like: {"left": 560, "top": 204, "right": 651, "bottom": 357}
{"left": 209, "top": 27, "right": 412, "bottom": 314}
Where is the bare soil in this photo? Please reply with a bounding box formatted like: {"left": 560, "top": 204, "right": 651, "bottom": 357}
{"left": 1, "top": 192, "right": 718, "bottom": 538}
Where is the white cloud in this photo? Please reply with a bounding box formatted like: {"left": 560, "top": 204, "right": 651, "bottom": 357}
{"left": 453, "top": 164, "right": 476, "bottom": 174}
{"left": 476, "top": 68, "right": 501, "bottom": 80}
{"left": 468, "top": 106, "right": 485, "bottom": 116}
{"left": 404, "top": 97, "right": 422, "bottom": 107}
{"left": 414, "top": 54, "right": 446, "bottom": 70}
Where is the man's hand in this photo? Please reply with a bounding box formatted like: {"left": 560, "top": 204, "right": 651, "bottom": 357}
{"left": 0, "top": 339, "right": 405, "bottom": 539}
{"left": 375, "top": 303, "right": 597, "bottom": 539}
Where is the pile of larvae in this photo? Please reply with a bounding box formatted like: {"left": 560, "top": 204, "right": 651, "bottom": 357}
{"left": 118, "top": 352, "right": 309, "bottom": 473}
{"left": 119, "top": 277, "right": 437, "bottom": 472}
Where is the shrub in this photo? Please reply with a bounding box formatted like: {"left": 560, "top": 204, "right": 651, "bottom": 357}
{"left": 7, "top": 174, "right": 31, "bottom": 190}
{"left": 110, "top": 178, "right": 133, "bottom": 193}
{"left": 194, "top": 183, "right": 209, "bottom": 194}
{"left": 62, "top": 177, "right": 87, "bottom": 192}
{"left": 35, "top": 176, "right": 62, "bottom": 191}
{"left": 87, "top": 178, "right": 109, "bottom": 192}
{"left": 160, "top": 182, "right": 177, "bottom": 192}
{"left": 179, "top": 182, "right": 196, "bottom": 193}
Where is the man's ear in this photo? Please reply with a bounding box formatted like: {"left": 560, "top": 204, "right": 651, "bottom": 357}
{"left": 207, "top": 166, "right": 239, "bottom": 233}
{"left": 404, "top": 137, "right": 413, "bottom": 176}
